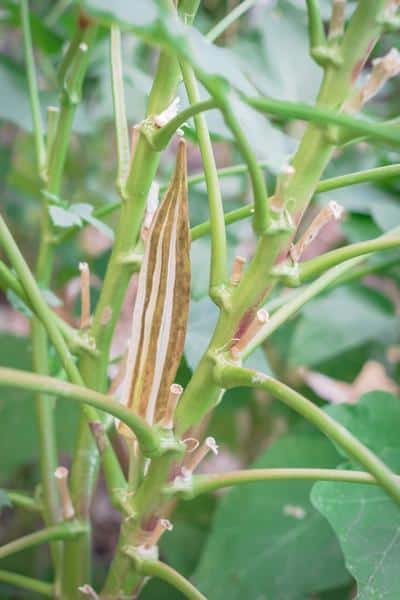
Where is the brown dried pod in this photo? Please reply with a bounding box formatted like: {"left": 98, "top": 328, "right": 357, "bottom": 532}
{"left": 119, "top": 140, "right": 191, "bottom": 434}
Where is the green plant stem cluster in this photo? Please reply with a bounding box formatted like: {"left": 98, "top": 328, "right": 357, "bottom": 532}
{"left": 2, "top": 1, "right": 400, "bottom": 599}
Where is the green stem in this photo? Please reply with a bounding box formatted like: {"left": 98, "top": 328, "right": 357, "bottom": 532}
{"left": 27, "top": 19, "right": 96, "bottom": 583}
{"left": 305, "top": 0, "right": 326, "bottom": 51}
{"left": 150, "top": 98, "right": 217, "bottom": 150}
{"left": 86, "top": 161, "right": 400, "bottom": 237}
{"left": 0, "top": 260, "right": 95, "bottom": 355}
{"left": 207, "top": 0, "right": 260, "bottom": 42}
{"left": 175, "top": 0, "right": 388, "bottom": 435}
{"left": 20, "top": 0, "right": 66, "bottom": 573}
{"left": 0, "top": 570, "right": 53, "bottom": 598}
{"left": 0, "top": 522, "right": 87, "bottom": 560}
{"left": 124, "top": 550, "right": 207, "bottom": 600}
{"left": 180, "top": 62, "right": 227, "bottom": 302}
{"left": 110, "top": 25, "right": 130, "bottom": 191}
{"left": 0, "top": 215, "right": 83, "bottom": 385}
{"left": 216, "top": 363, "right": 400, "bottom": 505}
{"left": 294, "top": 226, "right": 400, "bottom": 284}
{"left": 245, "top": 256, "right": 365, "bottom": 357}
{"left": 0, "top": 367, "right": 162, "bottom": 457}
{"left": 20, "top": 0, "right": 46, "bottom": 176}
{"left": 316, "top": 163, "right": 400, "bottom": 192}
{"left": 222, "top": 104, "right": 269, "bottom": 234}
{"left": 67, "top": 6, "right": 200, "bottom": 591}
{"left": 244, "top": 94, "right": 400, "bottom": 147}
{"left": 5, "top": 491, "right": 41, "bottom": 512}
{"left": 181, "top": 468, "right": 388, "bottom": 498}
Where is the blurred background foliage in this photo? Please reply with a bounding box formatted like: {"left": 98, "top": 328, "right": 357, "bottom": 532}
{"left": 0, "top": 0, "right": 400, "bottom": 598}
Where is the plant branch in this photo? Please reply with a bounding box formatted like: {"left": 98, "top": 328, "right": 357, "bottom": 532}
{"left": 0, "top": 522, "right": 87, "bottom": 561}
{"left": 175, "top": 468, "right": 393, "bottom": 498}
{"left": 0, "top": 260, "right": 95, "bottom": 355}
{"left": 221, "top": 103, "right": 269, "bottom": 234}
{"left": 216, "top": 363, "right": 400, "bottom": 505}
{"left": 150, "top": 98, "right": 217, "bottom": 150}
{"left": 206, "top": 0, "right": 260, "bottom": 42}
{"left": 0, "top": 367, "right": 163, "bottom": 457}
{"left": 20, "top": 0, "right": 46, "bottom": 177}
{"left": 86, "top": 161, "right": 400, "bottom": 237}
{"left": 180, "top": 62, "right": 228, "bottom": 303}
{"left": 174, "top": 0, "right": 389, "bottom": 437}
{"left": 110, "top": 25, "right": 130, "bottom": 192}
{"left": 0, "top": 570, "right": 53, "bottom": 598}
{"left": 292, "top": 226, "right": 400, "bottom": 285}
{"left": 0, "top": 215, "right": 83, "bottom": 385}
{"left": 305, "top": 0, "right": 326, "bottom": 52}
{"left": 5, "top": 491, "right": 41, "bottom": 513}
{"left": 28, "top": 17, "right": 97, "bottom": 581}
{"left": 244, "top": 256, "right": 365, "bottom": 357}
{"left": 244, "top": 95, "right": 400, "bottom": 146}
{"left": 124, "top": 548, "right": 207, "bottom": 600}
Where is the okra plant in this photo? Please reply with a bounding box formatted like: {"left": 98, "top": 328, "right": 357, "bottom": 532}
{"left": 1, "top": 0, "right": 400, "bottom": 598}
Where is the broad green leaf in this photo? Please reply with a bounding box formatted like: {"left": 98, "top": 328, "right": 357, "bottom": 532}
{"left": 311, "top": 392, "right": 400, "bottom": 600}
{"left": 194, "top": 431, "right": 350, "bottom": 599}
{"left": 288, "top": 285, "right": 397, "bottom": 367}
{"left": 313, "top": 460, "right": 400, "bottom": 600}
{"left": 83, "top": 0, "right": 255, "bottom": 96}
{"left": 0, "top": 58, "right": 31, "bottom": 130}
{"left": 255, "top": 0, "right": 322, "bottom": 102}
{"left": 325, "top": 391, "right": 400, "bottom": 458}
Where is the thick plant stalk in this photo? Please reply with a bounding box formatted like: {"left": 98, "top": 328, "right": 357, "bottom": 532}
{"left": 99, "top": 143, "right": 192, "bottom": 599}
{"left": 174, "top": 0, "right": 389, "bottom": 436}
{"left": 63, "top": 3, "right": 201, "bottom": 596}
{"left": 18, "top": 5, "right": 97, "bottom": 584}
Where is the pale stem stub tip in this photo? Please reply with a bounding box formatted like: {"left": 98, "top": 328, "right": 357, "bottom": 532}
{"left": 230, "top": 255, "right": 246, "bottom": 285}
{"left": 54, "top": 466, "right": 75, "bottom": 520}
{"left": 231, "top": 309, "right": 270, "bottom": 356}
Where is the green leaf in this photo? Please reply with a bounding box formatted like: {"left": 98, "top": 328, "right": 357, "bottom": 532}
{"left": 71, "top": 203, "right": 114, "bottom": 240}
{"left": 49, "top": 205, "right": 82, "bottom": 228}
{"left": 255, "top": 0, "right": 322, "bottom": 102}
{"left": 0, "top": 58, "right": 32, "bottom": 130}
{"left": 288, "top": 285, "right": 398, "bottom": 367}
{"left": 194, "top": 431, "right": 350, "bottom": 599}
{"left": 325, "top": 391, "right": 400, "bottom": 458}
{"left": 83, "top": 0, "right": 255, "bottom": 96}
{"left": 311, "top": 392, "right": 400, "bottom": 600}
{"left": 48, "top": 203, "right": 114, "bottom": 239}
